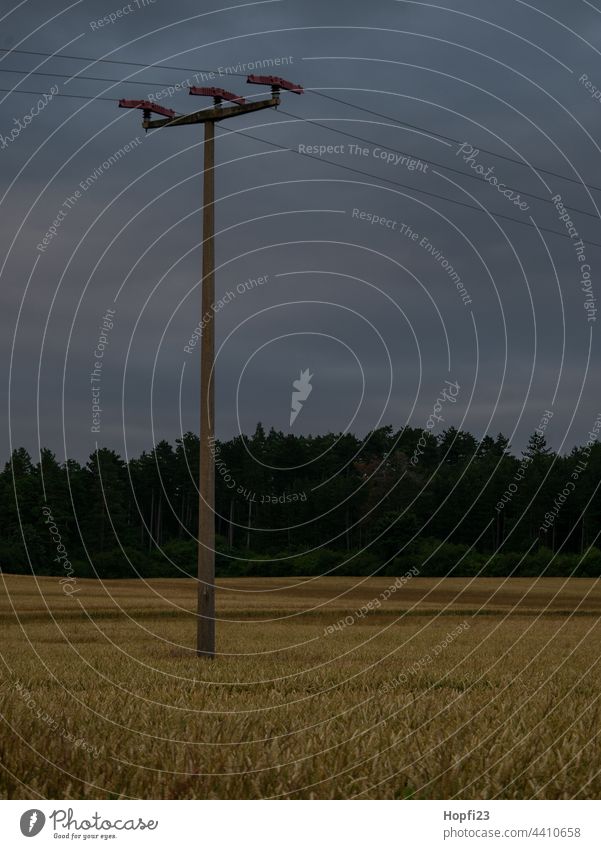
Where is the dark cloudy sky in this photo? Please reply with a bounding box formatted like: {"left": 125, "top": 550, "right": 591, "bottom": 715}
{"left": 2, "top": 0, "right": 601, "bottom": 462}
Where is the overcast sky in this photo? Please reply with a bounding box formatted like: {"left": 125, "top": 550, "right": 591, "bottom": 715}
{"left": 2, "top": 0, "right": 601, "bottom": 462}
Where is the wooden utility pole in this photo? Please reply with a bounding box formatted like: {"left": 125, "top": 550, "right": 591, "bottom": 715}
{"left": 118, "top": 76, "right": 303, "bottom": 658}
{"left": 198, "top": 117, "right": 215, "bottom": 657}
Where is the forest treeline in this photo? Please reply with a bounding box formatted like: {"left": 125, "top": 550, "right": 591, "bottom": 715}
{"left": 3, "top": 423, "right": 601, "bottom": 579}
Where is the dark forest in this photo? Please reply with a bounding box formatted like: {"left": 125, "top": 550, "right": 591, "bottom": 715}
{"left": 4, "top": 423, "right": 601, "bottom": 579}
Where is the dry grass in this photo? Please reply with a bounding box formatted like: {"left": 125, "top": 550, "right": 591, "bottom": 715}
{"left": 1, "top": 573, "right": 601, "bottom": 799}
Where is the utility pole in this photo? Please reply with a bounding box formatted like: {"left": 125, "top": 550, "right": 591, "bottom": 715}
{"left": 118, "top": 75, "right": 303, "bottom": 658}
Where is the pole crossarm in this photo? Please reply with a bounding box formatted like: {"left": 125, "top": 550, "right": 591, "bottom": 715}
{"left": 143, "top": 96, "right": 280, "bottom": 129}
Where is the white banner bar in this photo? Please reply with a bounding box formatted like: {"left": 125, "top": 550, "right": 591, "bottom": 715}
{"left": 0, "top": 800, "right": 598, "bottom": 848}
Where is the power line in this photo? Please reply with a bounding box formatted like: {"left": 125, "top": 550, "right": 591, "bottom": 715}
{"left": 0, "top": 46, "right": 252, "bottom": 79}
{"left": 2, "top": 63, "right": 599, "bottom": 241}
{"left": 217, "top": 122, "right": 601, "bottom": 249}
{"left": 0, "top": 66, "right": 262, "bottom": 110}
{"left": 277, "top": 107, "right": 600, "bottom": 221}
{"left": 1, "top": 67, "right": 597, "bottom": 219}
{"left": 0, "top": 86, "right": 116, "bottom": 102}
{"left": 3, "top": 81, "right": 600, "bottom": 246}
{"left": 0, "top": 66, "right": 198, "bottom": 89}
{"left": 313, "top": 90, "right": 601, "bottom": 195}
{"left": 0, "top": 44, "right": 598, "bottom": 194}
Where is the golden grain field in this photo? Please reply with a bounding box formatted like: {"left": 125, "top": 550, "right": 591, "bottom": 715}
{"left": 1, "top": 573, "right": 601, "bottom": 799}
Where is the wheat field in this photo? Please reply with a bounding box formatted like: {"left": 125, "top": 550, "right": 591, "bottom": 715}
{"left": 1, "top": 573, "right": 601, "bottom": 799}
